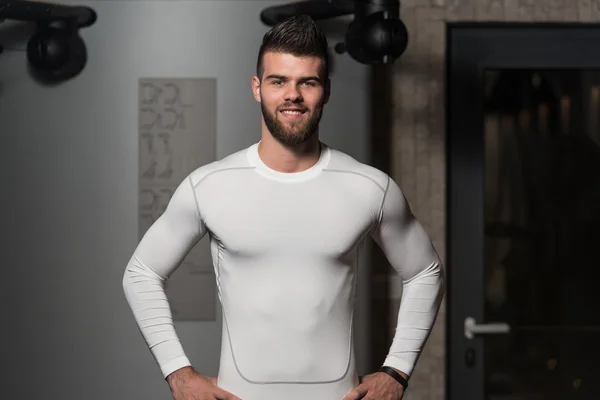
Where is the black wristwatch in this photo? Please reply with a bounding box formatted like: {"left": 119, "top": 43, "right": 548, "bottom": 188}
{"left": 379, "top": 366, "right": 409, "bottom": 389}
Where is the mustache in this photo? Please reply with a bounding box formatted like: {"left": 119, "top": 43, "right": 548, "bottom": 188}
{"left": 278, "top": 103, "right": 309, "bottom": 112}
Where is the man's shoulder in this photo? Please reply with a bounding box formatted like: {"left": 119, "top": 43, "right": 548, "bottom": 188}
{"left": 186, "top": 144, "right": 254, "bottom": 187}
{"left": 325, "top": 145, "right": 390, "bottom": 193}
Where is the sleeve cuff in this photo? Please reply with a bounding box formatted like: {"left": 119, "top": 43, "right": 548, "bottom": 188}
{"left": 161, "top": 356, "right": 193, "bottom": 379}
{"left": 382, "top": 355, "right": 414, "bottom": 378}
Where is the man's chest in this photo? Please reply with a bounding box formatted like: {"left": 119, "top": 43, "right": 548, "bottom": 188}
{"left": 199, "top": 183, "right": 378, "bottom": 258}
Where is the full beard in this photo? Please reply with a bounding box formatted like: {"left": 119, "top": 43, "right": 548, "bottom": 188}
{"left": 261, "top": 98, "right": 325, "bottom": 147}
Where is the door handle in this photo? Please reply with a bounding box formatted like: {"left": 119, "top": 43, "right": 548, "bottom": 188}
{"left": 464, "top": 317, "right": 510, "bottom": 339}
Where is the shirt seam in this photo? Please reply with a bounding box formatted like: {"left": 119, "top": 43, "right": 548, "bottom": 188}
{"left": 189, "top": 166, "right": 256, "bottom": 223}
{"left": 322, "top": 168, "right": 387, "bottom": 192}
{"left": 378, "top": 175, "right": 391, "bottom": 225}
{"left": 322, "top": 168, "right": 390, "bottom": 228}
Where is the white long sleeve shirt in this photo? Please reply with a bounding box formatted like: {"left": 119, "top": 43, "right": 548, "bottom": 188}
{"left": 123, "top": 142, "right": 444, "bottom": 399}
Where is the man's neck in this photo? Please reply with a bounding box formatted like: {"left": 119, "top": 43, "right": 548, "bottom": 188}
{"left": 257, "top": 133, "right": 321, "bottom": 174}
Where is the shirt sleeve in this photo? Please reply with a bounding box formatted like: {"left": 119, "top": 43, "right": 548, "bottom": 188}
{"left": 370, "top": 175, "right": 445, "bottom": 377}
{"left": 122, "top": 174, "right": 207, "bottom": 379}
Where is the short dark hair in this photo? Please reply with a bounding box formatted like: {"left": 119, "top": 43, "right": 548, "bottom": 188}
{"left": 256, "top": 15, "right": 330, "bottom": 81}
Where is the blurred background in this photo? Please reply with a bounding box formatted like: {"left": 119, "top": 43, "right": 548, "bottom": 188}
{"left": 2, "top": 1, "right": 600, "bottom": 399}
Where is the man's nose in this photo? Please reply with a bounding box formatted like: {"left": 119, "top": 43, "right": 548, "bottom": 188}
{"left": 284, "top": 85, "right": 303, "bottom": 102}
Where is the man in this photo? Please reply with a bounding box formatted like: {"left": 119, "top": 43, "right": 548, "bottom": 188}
{"left": 123, "top": 15, "right": 444, "bottom": 400}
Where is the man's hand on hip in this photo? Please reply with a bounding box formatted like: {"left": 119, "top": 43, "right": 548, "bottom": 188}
{"left": 342, "top": 371, "right": 406, "bottom": 400}
{"left": 167, "top": 367, "right": 241, "bottom": 400}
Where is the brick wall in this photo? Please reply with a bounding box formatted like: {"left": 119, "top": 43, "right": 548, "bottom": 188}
{"left": 374, "top": 1, "right": 600, "bottom": 399}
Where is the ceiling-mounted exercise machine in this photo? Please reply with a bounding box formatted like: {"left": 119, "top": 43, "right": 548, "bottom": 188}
{"left": 260, "top": 0, "right": 408, "bottom": 65}
{"left": 0, "top": 1, "right": 97, "bottom": 83}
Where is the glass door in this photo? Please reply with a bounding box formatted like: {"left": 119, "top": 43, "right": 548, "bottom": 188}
{"left": 447, "top": 24, "right": 600, "bottom": 400}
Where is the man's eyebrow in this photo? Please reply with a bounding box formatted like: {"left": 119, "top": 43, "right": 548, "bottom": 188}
{"left": 264, "top": 74, "right": 322, "bottom": 83}
{"left": 264, "top": 74, "right": 286, "bottom": 80}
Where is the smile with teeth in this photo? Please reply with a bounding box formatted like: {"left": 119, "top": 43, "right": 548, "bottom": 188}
{"left": 280, "top": 108, "right": 307, "bottom": 121}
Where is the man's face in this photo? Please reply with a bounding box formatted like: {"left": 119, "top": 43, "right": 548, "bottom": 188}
{"left": 252, "top": 52, "right": 330, "bottom": 147}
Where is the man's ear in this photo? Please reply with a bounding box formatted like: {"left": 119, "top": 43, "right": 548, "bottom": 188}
{"left": 251, "top": 76, "right": 262, "bottom": 103}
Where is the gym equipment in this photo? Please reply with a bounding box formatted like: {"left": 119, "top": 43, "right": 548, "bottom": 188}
{"left": 0, "top": 0, "right": 97, "bottom": 83}
{"left": 260, "top": 0, "right": 408, "bottom": 65}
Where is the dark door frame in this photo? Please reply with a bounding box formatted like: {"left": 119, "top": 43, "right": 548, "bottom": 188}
{"left": 445, "top": 22, "right": 600, "bottom": 400}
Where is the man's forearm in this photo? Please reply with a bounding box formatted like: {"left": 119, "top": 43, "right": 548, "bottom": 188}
{"left": 383, "top": 259, "right": 445, "bottom": 376}
{"left": 122, "top": 255, "right": 192, "bottom": 378}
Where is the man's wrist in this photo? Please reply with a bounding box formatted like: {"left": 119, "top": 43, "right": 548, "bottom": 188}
{"left": 379, "top": 366, "right": 409, "bottom": 389}
{"left": 166, "top": 366, "right": 194, "bottom": 387}
{"left": 389, "top": 366, "right": 409, "bottom": 381}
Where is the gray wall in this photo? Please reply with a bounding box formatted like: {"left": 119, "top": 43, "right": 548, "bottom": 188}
{"left": 1, "top": 1, "right": 372, "bottom": 399}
